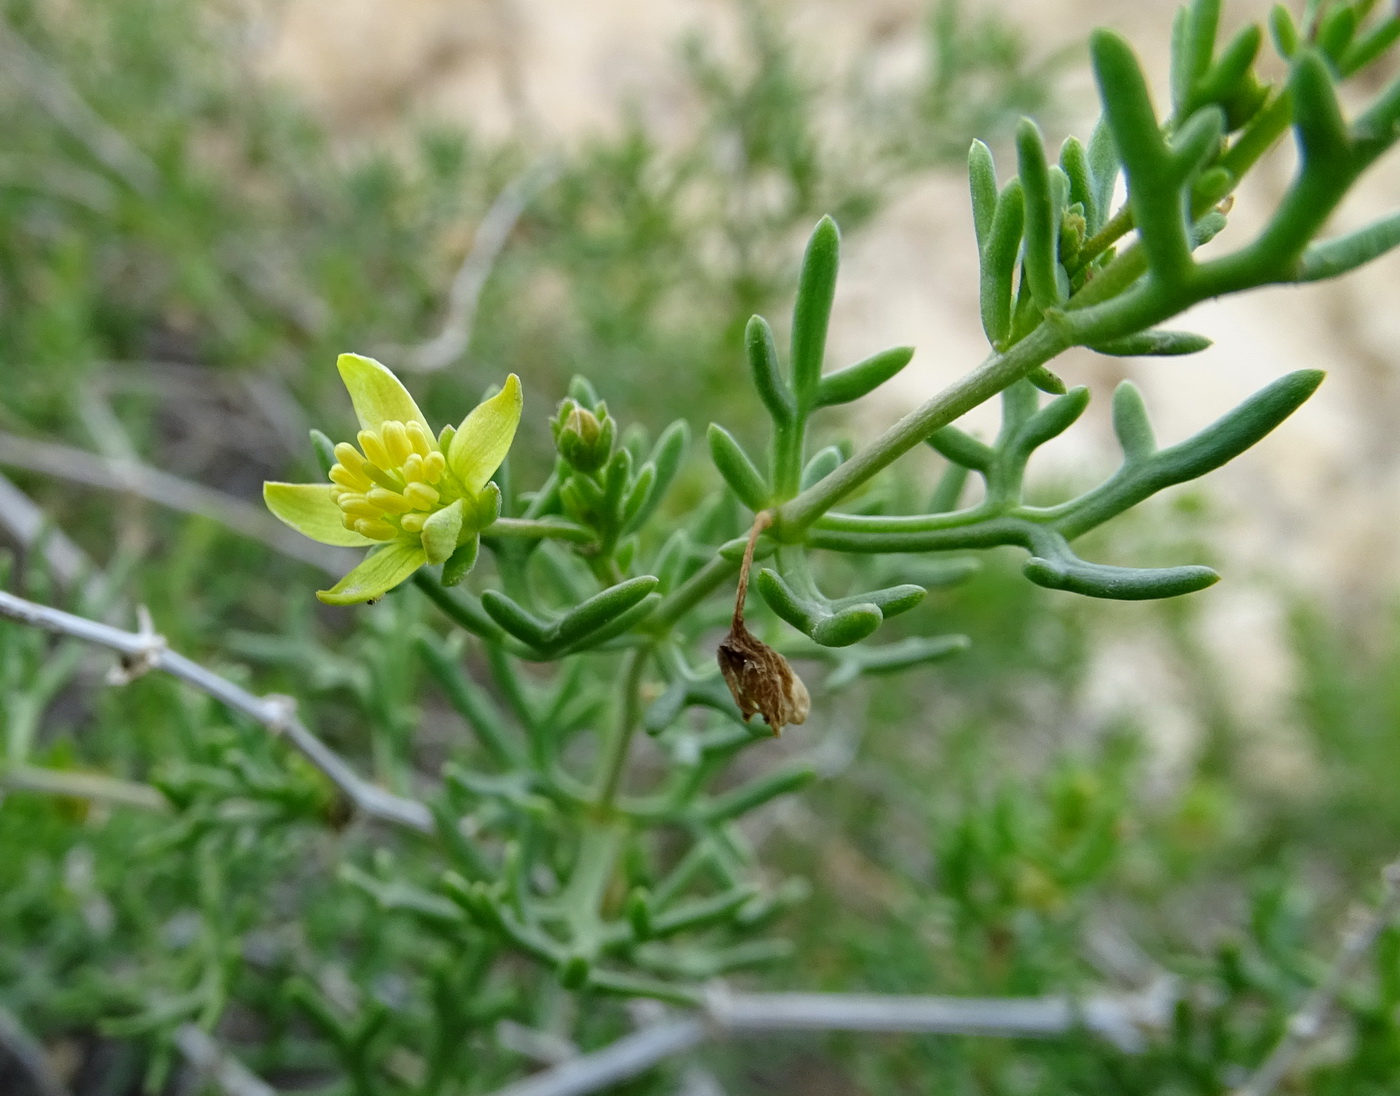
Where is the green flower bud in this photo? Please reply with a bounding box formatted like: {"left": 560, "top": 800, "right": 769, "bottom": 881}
{"left": 551, "top": 398, "right": 615, "bottom": 473}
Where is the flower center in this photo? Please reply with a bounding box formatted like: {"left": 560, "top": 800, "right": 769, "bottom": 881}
{"left": 326, "top": 420, "right": 458, "bottom": 541}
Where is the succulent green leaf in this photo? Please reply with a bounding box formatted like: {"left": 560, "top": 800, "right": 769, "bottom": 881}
{"left": 318, "top": 542, "right": 427, "bottom": 605}
{"left": 1318, "top": 4, "right": 1359, "bottom": 61}
{"left": 336, "top": 353, "right": 431, "bottom": 434}
{"left": 790, "top": 215, "right": 841, "bottom": 411}
{"left": 1016, "top": 119, "right": 1067, "bottom": 310}
{"left": 707, "top": 424, "right": 770, "bottom": 511}
{"left": 1026, "top": 365, "right": 1068, "bottom": 395}
{"left": 1189, "top": 25, "right": 1262, "bottom": 121}
{"left": 1024, "top": 553, "right": 1219, "bottom": 599}
{"left": 829, "top": 583, "right": 925, "bottom": 618}
{"left": 309, "top": 429, "right": 337, "bottom": 478}
{"left": 1340, "top": 16, "right": 1400, "bottom": 77}
{"left": 1296, "top": 209, "right": 1400, "bottom": 281}
{"left": 1058, "top": 369, "right": 1324, "bottom": 538}
{"left": 968, "top": 139, "right": 999, "bottom": 247}
{"left": 801, "top": 446, "right": 843, "bottom": 491}
{"left": 1086, "top": 117, "right": 1119, "bottom": 234}
{"left": 816, "top": 346, "right": 915, "bottom": 407}
{"left": 449, "top": 374, "right": 523, "bottom": 495}
{"left": 1088, "top": 330, "right": 1214, "bottom": 356}
{"left": 980, "top": 179, "right": 1025, "bottom": 346}
{"left": 811, "top": 605, "right": 884, "bottom": 647}
{"left": 926, "top": 425, "right": 994, "bottom": 473}
{"left": 746, "top": 315, "right": 795, "bottom": 424}
{"left": 560, "top": 593, "right": 661, "bottom": 654}
{"left": 549, "top": 576, "right": 659, "bottom": 649}
{"left": 1291, "top": 51, "right": 1350, "bottom": 166}
{"left": 1060, "top": 137, "right": 1094, "bottom": 227}
{"left": 264, "top": 482, "right": 374, "bottom": 547}
{"left": 480, "top": 590, "right": 550, "bottom": 648}
{"left": 1269, "top": 4, "right": 1299, "bottom": 58}
{"left": 620, "top": 462, "right": 657, "bottom": 532}
{"left": 1111, "top": 382, "right": 1158, "bottom": 462}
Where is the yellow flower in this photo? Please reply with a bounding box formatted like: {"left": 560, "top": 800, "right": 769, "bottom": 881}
{"left": 264, "top": 354, "right": 522, "bottom": 604}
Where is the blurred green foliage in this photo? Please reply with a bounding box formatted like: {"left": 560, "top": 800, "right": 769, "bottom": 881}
{"left": 4, "top": 0, "right": 1400, "bottom": 1094}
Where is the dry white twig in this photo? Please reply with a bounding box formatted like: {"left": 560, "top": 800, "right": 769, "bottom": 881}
{"left": 0, "top": 430, "right": 353, "bottom": 574}
{"left": 483, "top": 979, "right": 1179, "bottom": 1096}
{"left": 386, "top": 160, "right": 558, "bottom": 373}
{"left": 1232, "top": 858, "right": 1400, "bottom": 1096}
{"left": 0, "top": 472, "right": 108, "bottom": 599}
{"left": 174, "top": 1024, "right": 279, "bottom": 1096}
{"left": 0, "top": 1005, "right": 71, "bottom": 1096}
{"left": 1, "top": 764, "right": 168, "bottom": 812}
{"left": 0, "top": 588, "right": 433, "bottom": 833}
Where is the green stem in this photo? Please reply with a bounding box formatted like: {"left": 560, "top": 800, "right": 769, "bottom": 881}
{"left": 775, "top": 324, "right": 1067, "bottom": 532}
{"left": 593, "top": 647, "right": 649, "bottom": 810}
{"left": 485, "top": 517, "right": 593, "bottom": 542}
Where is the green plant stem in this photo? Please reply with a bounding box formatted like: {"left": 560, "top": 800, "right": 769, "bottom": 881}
{"left": 651, "top": 555, "right": 741, "bottom": 631}
{"left": 776, "top": 324, "right": 1066, "bottom": 532}
{"left": 593, "top": 647, "right": 649, "bottom": 810}
{"left": 485, "top": 517, "right": 593, "bottom": 542}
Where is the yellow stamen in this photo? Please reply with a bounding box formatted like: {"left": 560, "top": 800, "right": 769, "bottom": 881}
{"left": 383, "top": 421, "right": 412, "bottom": 465}
{"left": 354, "top": 519, "right": 397, "bottom": 541}
{"left": 333, "top": 443, "right": 366, "bottom": 472}
{"left": 341, "top": 514, "right": 359, "bottom": 532}
{"left": 367, "top": 488, "right": 414, "bottom": 514}
{"left": 402, "top": 454, "right": 425, "bottom": 483}
{"left": 339, "top": 497, "right": 381, "bottom": 519}
{"left": 358, "top": 429, "right": 391, "bottom": 468}
{"left": 330, "top": 463, "right": 372, "bottom": 491}
{"left": 424, "top": 451, "right": 446, "bottom": 483}
{"left": 406, "top": 420, "right": 434, "bottom": 456}
{"left": 400, "top": 512, "right": 427, "bottom": 533}
{"left": 404, "top": 482, "right": 440, "bottom": 509}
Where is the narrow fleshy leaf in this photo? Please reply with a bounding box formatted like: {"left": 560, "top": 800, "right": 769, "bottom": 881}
{"left": 264, "top": 482, "right": 373, "bottom": 547}
{"left": 318, "top": 542, "right": 426, "bottom": 605}
{"left": 450, "top": 374, "right": 523, "bottom": 495}
{"left": 337, "top": 353, "right": 431, "bottom": 433}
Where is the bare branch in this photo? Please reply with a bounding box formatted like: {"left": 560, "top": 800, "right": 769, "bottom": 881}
{"left": 486, "top": 1018, "right": 708, "bottom": 1096}
{"left": 0, "top": 472, "right": 107, "bottom": 598}
{"left": 482, "top": 979, "right": 1179, "bottom": 1096}
{"left": 1, "top": 764, "right": 168, "bottom": 812}
{"left": 174, "top": 1024, "right": 279, "bottom": 1096}
{"left": 387, "top": 160, "right": 558, "bottom": 373}
{"left": 0, "top": 1005, "right": 70, "bottom": 1096}
{"left": 0, "top": 430, "right": 354, "bottom": 575}
{"left": 1232, "top": 858, "right": 1400, "bottom": 1096}
{"left": 0, "top": 588, "right": 433, "bottom": 833}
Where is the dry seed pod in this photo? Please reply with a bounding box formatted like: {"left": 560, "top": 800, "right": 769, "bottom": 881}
{"left": 717, "top": 620, "right": 809, "bottom": 734}
{"left": 716, "top": 511, "right": 809, "bottom": 735}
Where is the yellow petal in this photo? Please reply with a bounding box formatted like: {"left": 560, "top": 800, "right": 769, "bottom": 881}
{"left": 264, "top": 483, "right": 374, "bottom": 547}
{"left": 316, "top": 541, "right": 427, "bottom": 604}
{"left": 336, "top": 353, "right": 431, "bottom": 434}
{"left": 448, "top": 374, "right": 522, "bottom": 496}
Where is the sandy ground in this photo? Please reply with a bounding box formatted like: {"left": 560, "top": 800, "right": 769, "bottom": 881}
{"left": 254, "top": 0, "right": 1400, "bottom": 778}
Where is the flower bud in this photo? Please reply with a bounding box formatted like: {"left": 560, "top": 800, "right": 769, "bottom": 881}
{"left": 552, "top": 398, "right": 615, "bottom": 473}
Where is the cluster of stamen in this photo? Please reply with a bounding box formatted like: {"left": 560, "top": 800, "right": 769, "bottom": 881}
{"left": 327, "top": 420, "right": 453, "bottom": 541}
